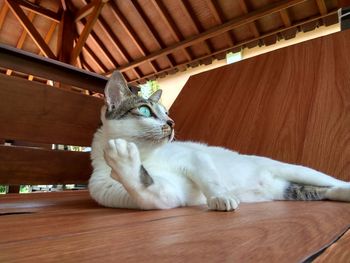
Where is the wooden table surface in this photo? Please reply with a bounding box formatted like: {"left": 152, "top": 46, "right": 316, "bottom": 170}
{"left": 0, "top": 191, "right": 349, "bottom": 263}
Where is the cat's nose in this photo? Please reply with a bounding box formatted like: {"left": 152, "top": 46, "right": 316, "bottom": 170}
{"left": 167, "top": 119, "right": 175, "bottom": 128}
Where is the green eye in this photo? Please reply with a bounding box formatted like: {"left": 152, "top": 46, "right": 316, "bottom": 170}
{"left": 138, "top": 106, "right": 151, "bottom": 117}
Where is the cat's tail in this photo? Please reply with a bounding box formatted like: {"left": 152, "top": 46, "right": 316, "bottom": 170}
{"left": 251, "top": 156, "right": 350, "bottom": 202}
{"left": 283, "top": 182, "right": 350, "bottom": 202}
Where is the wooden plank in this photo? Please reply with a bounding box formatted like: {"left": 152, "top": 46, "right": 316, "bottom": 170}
{"left": 314, "top": 230, "right": 350, "bottom": 262}
{"left": 280, "top": 9, "right": 292, "bottom": 27}
{"left": 170, "top": 29, "right": 350, "bottom": 182}
{"left": 74, "top": 1, "right": 95, "bottom": 22}
{"left": 0, "top": 43, "right": 108, "bottom": 92}
{"left": 6, "top": 0, "right": 56, "bottom": 59}
{"left": 57, "top": 9, "right": 76, "bottom": 64}
{"left": 106, "top": 0, "right": 307, "bottom": 74}
{"left": 0, "top": 2, "right": 9, "bottom": 30}
{"left": 0, "top": 192, "right": 349, "bottom": 262}
{"left": 70, "top": 0, "right": 105, "bottom": 65}
{"left": 9, "top": 0, "right": 60, "bottom": 22}
{"left": 0, "top": 74, "right": 103, "bottom": 146}
{"left": 0, "top": 146, "right": 91, "bottom": 185}
{"left": 316, "top": 0, "right": 328, "bottom": 15}
{"left": 238, "top": 0, "right": 260, "bottom": 37}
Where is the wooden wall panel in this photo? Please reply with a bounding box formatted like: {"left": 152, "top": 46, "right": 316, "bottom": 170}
{"left": 170, "top": 29, "right": 350, "bottom": 181}
{"left": 0, "top": 74, "right": 103, "bottom": 146}
{"left": 0, "top": 146, "right": 91, "bottom": 185}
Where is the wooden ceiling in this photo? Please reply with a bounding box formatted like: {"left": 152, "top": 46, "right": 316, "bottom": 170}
{"left": 0, "top": 0, "right": 341, "bottom": 84}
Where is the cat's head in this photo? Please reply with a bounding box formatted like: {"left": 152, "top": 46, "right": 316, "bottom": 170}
{"left": 101, "top": 71, "right": 175, "bottom": 150}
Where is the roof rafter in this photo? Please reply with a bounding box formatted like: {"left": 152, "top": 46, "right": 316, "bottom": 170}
{"left": 280, "top": 9, "right": 292, "bottom": 27}
{"left": 178, "top": 0, "right": 213, "bottom": 54}
{"left": 238, "top": 0, "right": 260, "bottom": 38}
{"left": 106, "top": 0, "right": 308, "bottom": 75}
{"left": 28, "top": 20, "right": 56, "bottom": 81}
{"left": 83, "top": 44, "right": 108, "bottom": 73}
{"left": 70, "top": 0, "right": 105, "bottom": 65}
{"left": 204, "top": 0, "right": 235, "bottom": 47}
{"left": 129, "top": 0, "right": 176, "bottom": 67}
{"left": 109, "top": 1, "right": 160, "bottom": 72}
{"left": 151, "top": 0, "right": 192, "bottom": 61}
{"left": 129, "top": 11, "right": 337, "bottom": 84}
{"left": 6, "top": 8, "right": 37, "bottom": 76}
{"left": 97, "top": 15, "right": 142, "bottom": 79}
{"left": 0, "top": 2, "right": 10, "bottom": 30}
{"left": 315, "top": 0, "right": 327, "bottom": 15}
{"left": 8, "top": 0, "right": 60, "bottom": 22}
{"left": 6, "top": 0, "right": 56, "bottom": 59}
{"left": 75, "top": 1, "right": 95, "bottom": 22}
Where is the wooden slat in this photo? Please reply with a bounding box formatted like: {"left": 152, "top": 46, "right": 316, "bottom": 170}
{"left": 57, "top": 8, "right": 76, "bottom": 63}
{"left": 0, "top": 74, "right": 103, "bottom": 146}
{"left": 0, "top": 146, "right": 91, "bottom": 185}
{"left": 0, "top": 192, "right": 349, "bottom": 262}
{"left": 314, "top": 230, "right": 350, "bottom": 262}
{"left": 238, "top": 0, "right": 260, "bottom": 38}
{"left": 8, "top": 0, "right": 60, "bottom": 22}
{"left": 107, "top": 0, "right": 307, "bottom": 74}
{"left": 0, "top": 43, "right": 108, "bottom": 92}
{"left": 6, "top": 0, "right": 56, "bottom": 59}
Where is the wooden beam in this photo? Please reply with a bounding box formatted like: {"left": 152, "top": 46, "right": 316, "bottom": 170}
{"left": 106, "top": 0, "right": 308, "bottom": 74}
{"left": 57, "top": 8, "right": 75, "bottom": 63}
{"left": 178, "top": 0, "right": 213, "bottom": 54}
{"left": 83, "top": 44, "right": 108, "bottom": 73}
{"left": 75, "top": 1, "right": 95, "bottom": 22}
{"left": 151, "top": 0, "right": 192, "bottom": 61}
{"left": 204, "top": 0, "right": 235, "bottom": 47}
{"left": 316, "top": 0, "right": 328, "bottom": 15}
{"left": 6, "top": 0, "right": 56, "bottom": 59}
{"left": 238, "top": 0, "right": 260, "bottom": 37}
{"left": 8, "top": 0, "right": 60, "bottom": 22}
{"left": 0, "top": 43, "right": 108, "bottom": 93}
{"left": 128, "top": 11, "right": 337, "bottom": 83}
{"left": 129, "top": 0, "right": 175, "bottom": 68}
{"left": 28, "top": 21, "right": 56, "bottom": 80}
{"left": 6, "top": 10, "right": 36, "bottom": 76}
{"left": 280, "top": 9, "right": 292, "bottom": 27}
{"left": 70, "top": 0, "right": 105, "bottom": 65}
{"left": 97, "top": 15, "right": 142, "bottom": 78}
{"left": 109, "top": 1, "right": 161, "bottom": 72}
{"left": 78, "top": 19, "right": 119, "bottom": 70}
{"left": 0, "top": 2, "right": 9, "bottom": 30}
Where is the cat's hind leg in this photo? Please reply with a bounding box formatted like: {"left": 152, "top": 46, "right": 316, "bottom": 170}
{"left": 104, "top": 139, "right": 183, "bottom": 210}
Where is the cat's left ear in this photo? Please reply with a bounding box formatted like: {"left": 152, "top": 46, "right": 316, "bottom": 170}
{"left": 105, "top": 71, "right": 133, "bottom": 111}
{"left": 149, "top": 89, "right": 162, "bottom": 102}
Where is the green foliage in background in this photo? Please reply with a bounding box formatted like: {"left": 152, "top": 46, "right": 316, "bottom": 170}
{"left": 0, "top": 185, "right": 6, "bottom": 194}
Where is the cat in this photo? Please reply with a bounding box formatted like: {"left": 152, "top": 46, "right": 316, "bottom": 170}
{"left": 88, "top": 71, "right": 350, "bottom": 211}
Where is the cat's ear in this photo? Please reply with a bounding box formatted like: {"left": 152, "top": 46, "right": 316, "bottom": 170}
{"left": 105, "top": 71, "right": 132, "bottom": 111}
{"left": 149, "top": 89, "right": 162, "bottom": 102}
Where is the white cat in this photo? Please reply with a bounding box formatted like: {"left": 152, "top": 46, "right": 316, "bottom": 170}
{"left": 89, "top": 71, "right": 350, "bottom": 211}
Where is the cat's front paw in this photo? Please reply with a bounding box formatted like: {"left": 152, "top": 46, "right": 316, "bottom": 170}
{"left": 104, "top": 139, "right": 141, "bottom": 181}
{"left": 207, "top": 194, "right": 240, "bottom": 212}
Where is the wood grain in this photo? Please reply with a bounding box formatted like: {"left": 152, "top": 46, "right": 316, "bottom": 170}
{"left": 314, "top": 229, "right": 350, "bottom": 262}
{"left": 0, "top": 191, "right": 349, "bottom": 262}
{"left": 170, "top": 30, "right": 350, "bottom": 181}
{"left": 0, "top": 74, "right": 103, "bottom": 146}
{"left": 0, "top": 146, "right": 91, "bottom": 185}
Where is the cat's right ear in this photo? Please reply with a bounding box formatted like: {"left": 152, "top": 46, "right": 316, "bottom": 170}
{"left": 105, "top": 71, "right": 133, "bottom": 111}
